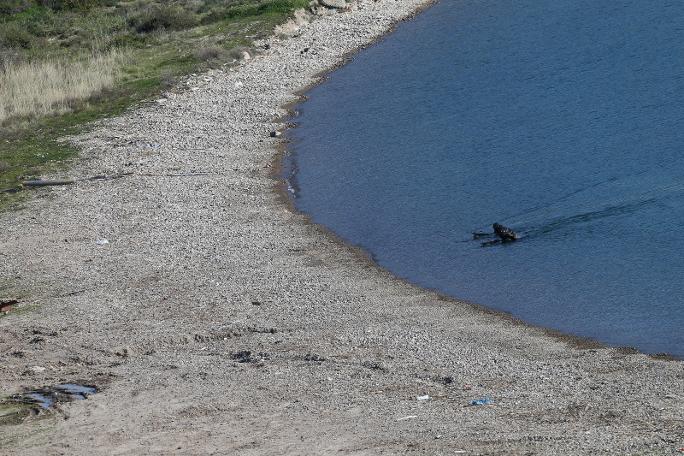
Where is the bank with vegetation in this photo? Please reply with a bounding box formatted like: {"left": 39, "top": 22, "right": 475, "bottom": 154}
{"left": 0, "top": 0, "right": 307, "bottom": 208}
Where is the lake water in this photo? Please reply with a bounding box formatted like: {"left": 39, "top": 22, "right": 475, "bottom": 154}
{"left": 284, "top": 0, "right": 684, "bottom": 357}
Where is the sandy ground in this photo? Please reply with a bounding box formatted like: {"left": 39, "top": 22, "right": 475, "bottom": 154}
{"left": 1, "top": 0, "right": 683, "bottom": 454}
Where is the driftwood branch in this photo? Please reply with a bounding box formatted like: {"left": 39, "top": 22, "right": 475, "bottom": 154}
{"left": 19, "top": 172, "right": 134, "bottom": 189}
{"left": 13, "top": 171, "right": 211, "bottom": 193}
{"left": 22, "top": 179, "right": 74, "bottom": 187}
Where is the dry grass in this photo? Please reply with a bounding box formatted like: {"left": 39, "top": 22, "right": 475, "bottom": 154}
{"left": 0, "top": 50, "right": 126, "bottom": 123}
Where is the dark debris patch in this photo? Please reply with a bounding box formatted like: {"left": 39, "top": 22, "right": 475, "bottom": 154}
{"left": 438, "top": 375, "right": 455, "bottom": 386}
{"left": 1, "top": 383, "right": 98, "bottom": 425}
{"left": 247, "top": 326, "right": 278, "bottom": 334}
{"left": 12, "top": 383, "right": 97, "bottom": 409}
{"left": 230, "top": 351, "right": 270, "bottom": 364}
{"left": 361, "top": 360, "right": 388, "bottom": 372}
{"left": 303, "top": 353, "right": 326, "bottom": 362}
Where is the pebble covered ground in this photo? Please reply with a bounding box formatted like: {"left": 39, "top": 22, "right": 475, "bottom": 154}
{"left": 0, "top": 0, "right": 683, "bottom": 454}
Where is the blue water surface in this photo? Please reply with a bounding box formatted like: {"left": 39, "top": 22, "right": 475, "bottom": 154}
{"left": 285, "top": 0, "right": 684, "bottom": 357}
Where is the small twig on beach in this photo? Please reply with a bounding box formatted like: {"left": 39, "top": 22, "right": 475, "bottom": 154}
{"left": 20, "top": 172, "right": 134, "bottom": 190}
{"left": 54, "top": 289, "right": 90, "bottom": 298}
{"left": 16, "top": 171, "right": 213, "bottom": 193}
{"left": 136, "top": 172, "right": 213, "bottom": 177}
{"left": 84, "top": 172, "right": 134, "bottom": 182}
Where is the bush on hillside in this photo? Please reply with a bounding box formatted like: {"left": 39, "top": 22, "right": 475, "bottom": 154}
{"left": 194, "top": 45, "right": 225, "bottom": 62}
{"left": 36, "top": 0, "right": 115, "bottom": 11}
{"left": 127, "top": 4, "right": 199, "bottom": 33}
{"left": 0, "top": 23, "right": 34, "bottom": 49}
{"left": 0, "top": 0, "right": 31, "bottom": 15}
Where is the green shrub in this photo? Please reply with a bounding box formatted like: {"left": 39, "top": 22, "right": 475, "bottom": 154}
{"left": 128, "top": 4, "right": 199, "bottom": 33}
{"left": 0, "top": 23, "right": 33, "bottom": 49}
{"left": 0, "top": 0, "right": 32, "bottom": 15}
{"left": 201, "top": 0, "right": 309, "bottom": 23}
{"left": 36, "top": 0, "right": 115, "bottom": 11}
{"left": 194, "top": 45, "right": 225, "bottom": 62}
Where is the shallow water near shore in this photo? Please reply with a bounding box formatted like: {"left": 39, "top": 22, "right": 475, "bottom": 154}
{"left": 285, "top": 0, "right": 684, "bottom": 357}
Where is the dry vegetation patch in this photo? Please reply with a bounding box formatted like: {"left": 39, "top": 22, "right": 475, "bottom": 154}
{"left": 0, "top": 50, "right": 126, "bottom": 122}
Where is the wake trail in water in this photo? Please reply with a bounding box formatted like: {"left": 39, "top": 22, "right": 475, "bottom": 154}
{"left": 470, "top": 169, "right": 684, "bottom": 243}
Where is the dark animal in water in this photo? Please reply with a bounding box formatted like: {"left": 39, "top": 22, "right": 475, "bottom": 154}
{"left": 473, "top": 223, "right": 519, "bottom": 247}
{"left": 493, "top": 223, "right": 518, "bottom": 242}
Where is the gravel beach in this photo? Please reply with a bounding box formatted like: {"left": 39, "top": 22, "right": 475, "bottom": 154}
{"left": 1, "top": 0, "right": 683, "bottom": 454}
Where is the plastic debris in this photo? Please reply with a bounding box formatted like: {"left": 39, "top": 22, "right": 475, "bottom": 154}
{"left": 470, "top": 397, "right": 492, "bottom": 406}
{"left": 417, "top": 394, "right": 431, "bottom": 401}
{"left": 96, "top": 239, "right": 109, "bottom": 246}
{"left": 396, "top": 415, "right": 418, "bottom": 421}
{"left": 12, "top": 383, "right": 97, "bottom": 411}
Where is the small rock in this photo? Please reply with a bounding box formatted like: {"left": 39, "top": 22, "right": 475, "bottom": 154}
{"left": 361, "top": 360, "right": 386, "bottom": 371}
{"left": 231, "top": 350, "right": 254, "bottom": 363}
{"left": 231, "top": 351, "right": 270, "bottom": 364}
{"left": 242, "top": 51, "right": 251, "bottom": 60}
{"left": 114, "top": 346, "right": 130, "bottom": 358}
{"left": 30, "top": 366, "right": 46, "bottom": 373}
{"left": 304, "top": 353, "right": 325, "bottom": 362}
{"left": 270, "top": 131, "right": 281, "bottom": 138}
{"left": 319, "top": 0, "right": 346, "bottom": 8}
{"left": 440, "top": 375, "right": 454, "bottom": 385}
